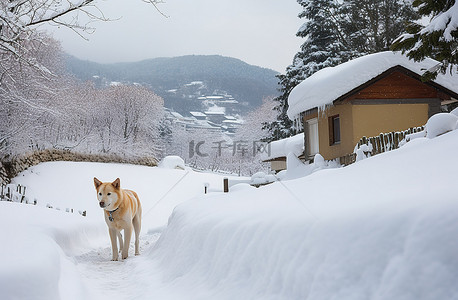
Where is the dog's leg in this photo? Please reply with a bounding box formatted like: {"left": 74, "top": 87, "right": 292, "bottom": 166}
{"left": 117, "top": 232, "right": 123, "bottom": 254}
{"left": 122, "top": 226, "right": 133, "bottom": 260}
{"left": 133, "top": 214, "right": 141, "bottom": 255}
{"left": 109, "top": 228, "right": 119, "bottom": 261}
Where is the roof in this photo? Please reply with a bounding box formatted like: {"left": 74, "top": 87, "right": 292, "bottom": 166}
{"left": 287, "top": 51, "right": 458, "bottom": 119}
{"left": 204, "top": 111, "right": 225, "bottom": 115}
{"left": 261, "top": 133, "right": 304, "bottom": 161}
{"left": 190, "top": 111, "right": 207, "bottom": 117}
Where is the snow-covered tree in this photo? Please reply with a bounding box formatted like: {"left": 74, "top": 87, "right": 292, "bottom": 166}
{"left": 237, "top": 97, "right": 277, "bottom": 143}
{"left": 0, "top": 0, "right": 163, "bottom": 74}
{"left": 0, "top": 35, "right": 66, "bottom": 156}
{"left": 0, "top": 0, "right": 165, "bottom": 158}
{"left": 265, "top": 0, "right": 419, "bottom": 142}
{"left": 392, "top": 0, "right": 458, "bottom": 79}
{"left": 96, "top": 85, "right": 164, "bottom": 157}
{"left": 342, "top": 0, "right": 419, "bottom": 54}
{"left": 263, "top": 0, "right": 354, "bottom": 142}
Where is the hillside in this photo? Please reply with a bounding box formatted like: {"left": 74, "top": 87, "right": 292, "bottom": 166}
{"left": 65, "top": 55, "right": 280, "bottom": 114}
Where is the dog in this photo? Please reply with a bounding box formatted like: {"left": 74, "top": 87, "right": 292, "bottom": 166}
{"left": 93, "top": 177, "right": 142, "bottom": 261}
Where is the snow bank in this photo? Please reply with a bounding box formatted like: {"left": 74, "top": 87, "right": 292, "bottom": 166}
{"left": 287, "top": 51, "right": 458, "bottom": 119}
{"left": 144, "top": 129, "right": 458, "bottom": 299}
{"left": 277, "top": 153, "right": 339, "bottom": 181}
{"left": 250, "top": 172, "right": 276, "bottom": 185}
{"left": 425, "top": 113, "right": 458, "bottom": 138}
{"left": 158, "top": 155, "right": 186, "bottom": 170}
{"left": 0, "top": 202, "right": 104, "bottom": 300}
{"left": 450, "top": 107, "right": 458, "bottom": 117}
{"left": 263, "top": 133, "right": 304, "bottom": 160}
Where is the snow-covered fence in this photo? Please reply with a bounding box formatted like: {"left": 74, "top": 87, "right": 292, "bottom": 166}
{"left": 339, "top": 126, "right": 425, "bottom": 166}
{"left": 356, "top": 126, "right": 425, "bottom": 156}
{"left": 0, "top": 184, "right": 31, "bottom": 204}
{"left": 0, "top": 183, "right": 86, "bottom": 216}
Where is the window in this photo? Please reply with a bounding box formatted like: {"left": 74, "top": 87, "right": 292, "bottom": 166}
{"left": 329, "top": 115, "right": 341, "bottom": 145}
{"left": 306, "top": 118, "right": 319, "bottom": 156}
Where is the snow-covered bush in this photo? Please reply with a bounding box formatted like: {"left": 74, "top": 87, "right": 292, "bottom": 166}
{"left": 355, "top": 144, "right": 372, "bottom": 162}
{"left": 250, "top": 172, "right": 277, "bottom": 185}
{"left": 425, "top": 113, "right": 458, "bottom": 139}
{"left": 158, "top": 156, "right": 186, "bottom": 170}
{"left": 277, "top": 153, "right": 339, "bottom": 181}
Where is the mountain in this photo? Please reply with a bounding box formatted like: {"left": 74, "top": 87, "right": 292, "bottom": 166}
{"left": 65, "top": 55, "right": 280, "bottom": 115}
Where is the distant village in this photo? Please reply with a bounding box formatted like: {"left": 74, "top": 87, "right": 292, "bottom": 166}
{"left": 162, "top": 81, "right": 244, "bottom": 135}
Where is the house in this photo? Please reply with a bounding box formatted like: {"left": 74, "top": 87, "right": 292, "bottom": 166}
{"left": 262, "top": 133, "right": 304, "bottom": 173}
{"left": 287, "top": 51, "right": 458, "bottom": 162}
{"left": 204, "top": 111, "right": 226, "bottom": 125}
{"left": 189, "top": 111, "right": 207, "bottom": 120}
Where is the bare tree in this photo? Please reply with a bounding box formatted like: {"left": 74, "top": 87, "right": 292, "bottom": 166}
{"left": 0, "top": 0, "right": 165, "bottom": 158}
{"left": 0, "top": 0, "right": 164, "bottom": 72}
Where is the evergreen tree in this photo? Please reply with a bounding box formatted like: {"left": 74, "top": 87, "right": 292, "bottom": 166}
{"left": 263, "top": 0, "right": 352, "bottom": 142}
{"left": 342, "top": 0, "right": 419, "bottom": 54}
{"left": 264, "top": 0, "right": 419, "bottom": 142}
{"left": 391, "top": 0, "right": 458, "bottom": 79}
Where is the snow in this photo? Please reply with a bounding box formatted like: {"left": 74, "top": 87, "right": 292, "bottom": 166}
{"left": 149, "top": 128, "right": 458, "bottom": 300}
{"left": 158, "top": 155, "right": 186, "bottom": 170}
{"left": 425, "top": 113, "right": 458, "bottom": 138}
{"left": 250, "top": 171, "right": 277, "bottom": 185}
{"left": 277, "top": 152, "right": 339, "bottom": 181}
{"left": 450, "top": 107, "right": 458, "bottom": 117}
{"left": 420, "top": 2, "right": 458, "bottom": 42}
{"left": 3, "top": 112, "right": 458, "bottom": 299}
{"left": 263, "top": 132, "right": 304, "bottom": 160}
{"left": 287, "top": 51, "right": 458, "bottom": 119}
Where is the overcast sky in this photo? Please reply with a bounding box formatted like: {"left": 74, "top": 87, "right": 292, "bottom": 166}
{"left": 44, "top": 0, "right": 304, "bottom": 73}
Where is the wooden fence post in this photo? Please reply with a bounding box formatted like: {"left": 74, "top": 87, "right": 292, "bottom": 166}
{"left": 223, "top": 178, "right": 229, "bottom": 193}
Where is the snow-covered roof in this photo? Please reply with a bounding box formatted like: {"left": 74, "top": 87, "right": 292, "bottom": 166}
{"left": 262, "top": 133, "right": 304, "bottom": 161}
{"left": 190, "top": 111, "right": 206, "bottom": 118}
{"left": 287, "top": 51, "right": 458, "bottom": 119}
{"left": 205, "top": 111, "right": 225, "bottom": 115}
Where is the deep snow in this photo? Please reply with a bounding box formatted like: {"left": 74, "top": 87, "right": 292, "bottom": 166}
{"left": 2, "top": 127, "right": 458, "bottom": 299}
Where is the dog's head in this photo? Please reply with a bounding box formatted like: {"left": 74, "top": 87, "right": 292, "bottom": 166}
{"left": 93, "top": 177, "right": 121, "bottom": 210}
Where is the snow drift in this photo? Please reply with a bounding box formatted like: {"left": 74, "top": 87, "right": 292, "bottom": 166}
{"left": 144, "top": 129, "right": 458, "bottom": 299}
{"left": 3, "top": 115, "right": 458, "bottom": 299}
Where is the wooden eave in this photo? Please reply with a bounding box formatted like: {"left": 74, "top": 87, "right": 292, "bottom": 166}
{"left": 333, "top": 65, "right": 458, "bottom": 105}
{"left": 262, "top": 156, "right": 286, "bottom": 163}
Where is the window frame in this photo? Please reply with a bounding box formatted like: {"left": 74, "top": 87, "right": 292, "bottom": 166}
{"left": 329, "top": 114, "right": 341, "bottom": 146}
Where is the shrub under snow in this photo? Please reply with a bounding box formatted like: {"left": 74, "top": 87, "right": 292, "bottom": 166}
{"left": 158, "top": 156, "right": 186, "bottom": 170}
{"left": 425, "top": 113, "right": 458, "bottom": 139}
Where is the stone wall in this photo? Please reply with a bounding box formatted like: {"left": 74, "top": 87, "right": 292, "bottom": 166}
{"left": 0, "top": 149, "right": 158, "bottom": 185}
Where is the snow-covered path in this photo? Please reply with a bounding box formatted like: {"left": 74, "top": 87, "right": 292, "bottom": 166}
{"left": 73, "top": 232, "right": 162, "bottom": 300}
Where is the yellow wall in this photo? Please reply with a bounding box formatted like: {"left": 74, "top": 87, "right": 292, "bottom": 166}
{"left": 351, "top": 103, "right": 429, "bottom": 146}
{"left": 317, "top": 104, "right": 354, "bottom": 160}
{"left": 309, "top": 103, "right": 429, "bottom": 161}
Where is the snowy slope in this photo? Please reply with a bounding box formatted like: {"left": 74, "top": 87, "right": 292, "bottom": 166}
{"left": 11, "top": 162, "right": 229, "bottom": 230}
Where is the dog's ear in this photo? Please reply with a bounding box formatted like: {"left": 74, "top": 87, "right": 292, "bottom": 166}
{"left": 94, "top": 177, "right": 102, "bottom": 189}
{"left": 112, "top": 178, "right": 121, "bottom": 189}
